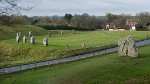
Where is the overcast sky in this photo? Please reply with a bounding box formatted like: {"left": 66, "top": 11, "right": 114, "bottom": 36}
{"left": 20, "top": 0, "right": 150, "bottom": 16}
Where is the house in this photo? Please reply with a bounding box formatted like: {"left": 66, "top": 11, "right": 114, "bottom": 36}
{"left": 105, "top": 23, "right": 116, "bottom": 30}
{"left": 126, "top": 18, "right": 139, "bottom": 31}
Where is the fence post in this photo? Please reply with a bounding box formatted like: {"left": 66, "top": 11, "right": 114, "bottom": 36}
{"left": 93, "top": 52, "right": 94, "bottom": 56}
{"left": 20, "top": 65, "right": 21, "bottom": 70}
{"left": 99, "top": 51, "right": 101, "bottom": 55}
{"left": 35, "top": 63, "right": 36, "bottom": 68}
{"left": 48, "top": 61, "right": 49, "bottom": 65}
{"left": 78, "top": 55, "right": 80, "bottom": 59}
{"left": 71, "top": 57, "right": 72, "bottom": 61}
{"left": 3, "top": 68, "right": 4, "bottom": 73}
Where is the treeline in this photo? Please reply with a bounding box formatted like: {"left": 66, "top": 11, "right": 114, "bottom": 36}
{"left": 38, "top": 25, "right": 95, "bottom": 31}
{"left": 0, "top": 15, "right": 30, "bottom": 26}
{"left": 0, "top": 13, "right": 103, "bottom": 30}
{"left": 0, "top": 12, "right": 150, "bottom": 30}
{"left": 105, "top": 12, "right": 150, "bottom": 30}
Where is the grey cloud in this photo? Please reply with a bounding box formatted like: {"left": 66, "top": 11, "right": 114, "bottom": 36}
{"left": 21, "top": 0, "right": 150, "bottom": 16}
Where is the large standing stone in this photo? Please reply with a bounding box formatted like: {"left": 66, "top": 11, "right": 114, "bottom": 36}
{"left": 16, "top": 33, "right": 20, "bottom": 42}
{"left": 29, "top": 31, "right": 32, "bottom": 38}
{"left": 30, "top": 36, "right": 35, "bottom": 44}
{"left": 118, "top": 35, "right": 139, "bottom": 57}
{"left": 16, "top": 32, "right": 21, "bottom": 42}
{"left": 43, "top": 38, "right": 48, "bottom": 46}
{"left": 23, "top": 36, "right": 26, "bottom": 43}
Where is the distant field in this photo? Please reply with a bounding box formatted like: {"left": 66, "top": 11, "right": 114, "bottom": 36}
{"left": 0, "top": 25, "right": 150, "bottom": 68}
{"left": 1, "top": 45, "right": 150, "bottom": 84}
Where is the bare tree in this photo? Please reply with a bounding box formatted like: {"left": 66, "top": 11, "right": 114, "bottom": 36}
{"left": 0, "top": 0, "right": 33, "bottom": 15}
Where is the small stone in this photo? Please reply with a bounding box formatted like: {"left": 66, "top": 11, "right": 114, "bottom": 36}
{"left": 29, "top": 31, "right": 32, "bottom": 38}
{"left": 23, "top": 36, "right": 26, "bottom": 43}
{"left": 16, "top": 33, "right": 20, "bottom": 42}
{"left": 30, "top": 36, "right": 35, "bottom": 44}
{"left": 81, "top": 43, "right": 85, "bottom": 48}
{"left": 18, "top": 32, "right": 21, "bottom": 38}
{"left": 61, "top": 30, "right": 63, "bottom": 35}
{"left": 43, "top": 38, "right": 48, "bottom": 46}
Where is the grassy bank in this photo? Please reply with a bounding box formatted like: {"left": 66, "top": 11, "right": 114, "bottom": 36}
{"left": 0, "top": 27, "right": 150, "bottom": 68}
{"left": 0, "top": 25, "right": 48, "bottom": 40}
{"left": 1, "top": 45, "right": 150, "bottom": 84}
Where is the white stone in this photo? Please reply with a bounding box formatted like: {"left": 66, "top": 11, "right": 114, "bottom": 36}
{"left": 23, "top": 36, "right": 26, "bottom": 43}
{"left": 29, "top": 31, "right": 32, "bottom": 38}
{"left": 16, "top": 33, "right": 20, "bottom": 42}
{"left": 30, "top": 36, "right": 35, "bottom": 44}
{"left": 61, "top": 30, "right": 63, "bottom": 35}
{"left": 43, "top": 38, "right": 48, "bottom": 46}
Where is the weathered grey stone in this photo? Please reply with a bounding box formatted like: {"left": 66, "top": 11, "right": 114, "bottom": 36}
{"left": 23, "top": 36, "right": 26, "bottom": 43}
{"left": 16, "top": 32, "right": 21, "bottom": 42}
{"left": 29, "top": 31, "right": 32, "bottom": 38}
{"left": 43, "top": 38, "right": 48, "bottom": 46}
{"left": 18, "top": 32, "right": 21, "bottom": 39}
{"left": 16, "top": 33, "right": 20, "bottom": 42}
{"left": 61, "top": 30, "right": 63, "bottom": 35}
{"left": 30, "top": 36, "right": 35, "bottom": 44}
{"left": 118, "top": 35, "right": 139, "bottom": 57}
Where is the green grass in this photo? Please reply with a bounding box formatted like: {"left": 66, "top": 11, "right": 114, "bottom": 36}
{"left": 1, "top": 45, "right": 150, "bottom": 84}
{"left": 0, "top": 25, "right": 48, "bottom": 40}
{"left": 0, "top": 26, "right": 150, "bottom": 68}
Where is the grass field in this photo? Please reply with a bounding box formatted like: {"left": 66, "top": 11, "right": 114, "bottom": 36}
{"left": 1, "top": 45, "right": 150, "bottom": 84}
{"left": 0, "top": 25, "right": 48, "bottom": 40}
{"left": 0, "top": 25, "right": 150, "bottom": 68}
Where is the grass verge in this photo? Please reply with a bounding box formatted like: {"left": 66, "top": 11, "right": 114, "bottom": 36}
{"left": 0, "top": 45, "right": 150, "bottom": 84}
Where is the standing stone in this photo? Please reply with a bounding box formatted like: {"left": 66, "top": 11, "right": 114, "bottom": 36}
{"left": 61, "top": 30, "right": 63, "bottom": 35}
{"left": 23, "top": 36, "right": 26, "bottom": 43}
{"left": 72, "top": 29, "right": 75, "bottom": 34}
{"left": 127, "top": 36, "right": 139, "bottom": 57}
{"left": 29, "top": 31, "right": 32, "bottom": 38}
{"left": 81, "top": 43, "right": 85, "bottom": 48}
{"left": 48, "top": 30, "right": 51, "bottom": 36}
{"left": 118, "top": 35, "right": 139, "bottom": 57}
{"left": 18, "top": 32, "right": 21, "bottom": 38}
{"left": 43, "top": 38, "right": 48, "bottom": 46}
{"left": 30, "top": 36, "right": 35, "bottom": 44}
{"left": 16, "top": 33, "right": 20, "bottom": 42}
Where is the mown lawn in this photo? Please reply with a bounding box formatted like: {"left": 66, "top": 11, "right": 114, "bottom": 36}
{"left": 0, "top": 26, "right": 150, "bottom": 68}
{"left": 3, "top": 30, "right": 150, "bottom": 50}
{"left": 1, "top": 45, "right": 150, "bottom": 84}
